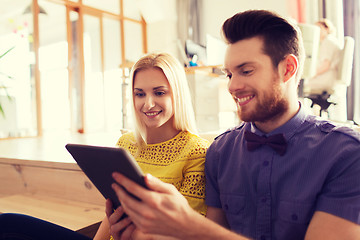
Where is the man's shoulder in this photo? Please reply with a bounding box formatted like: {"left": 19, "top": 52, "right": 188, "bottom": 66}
{"left": 306, "top": 118, "right": 360, "bottom": 143}
{"left": 214, "top": 123, "right": 246, "bottom": 141}
{"left": 331, "top": 125, "right": 360, "bottom": 143}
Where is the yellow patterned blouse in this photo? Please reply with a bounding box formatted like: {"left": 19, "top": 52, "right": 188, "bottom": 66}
{"left": 116, "top": 131, "right": 210, "bottom": 215}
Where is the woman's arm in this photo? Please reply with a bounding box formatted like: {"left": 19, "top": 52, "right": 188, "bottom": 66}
{"left": 93, "top": 217, "right": 111, "bottom": 240}
{"left": 178, "top": 155, "right": 207, "bottom": 215}
{"left": 315, "top": 59, "right": 331, "bottom": 76}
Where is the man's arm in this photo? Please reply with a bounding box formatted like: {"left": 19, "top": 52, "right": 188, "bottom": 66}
{"left": 112, "top": 172, "right": 250, "bottom": 240}
{"left": 206, "top": 206, "right": 230, "bottom": 229}
{"left": 305, "top": 211, "right": 360, "bottom": 240}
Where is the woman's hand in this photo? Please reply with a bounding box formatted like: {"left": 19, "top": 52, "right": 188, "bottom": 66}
{"left": 106, "top": 199, "right": 136, "bottom": 240}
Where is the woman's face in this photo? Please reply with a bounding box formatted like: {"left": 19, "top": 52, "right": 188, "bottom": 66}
{"left": 133, "top": 67, "right": 175, "bottom": 133}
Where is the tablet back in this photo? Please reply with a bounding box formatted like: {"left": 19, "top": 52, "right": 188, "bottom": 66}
{"left": 65, "top": 144, "right": 146, "bottom": 209}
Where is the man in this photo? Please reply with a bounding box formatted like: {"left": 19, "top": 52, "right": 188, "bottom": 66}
{"left": 109, "top": 10, "right": 360, "bottom": 240}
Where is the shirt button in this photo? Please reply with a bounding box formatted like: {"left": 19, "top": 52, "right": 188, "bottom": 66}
{"left": 260, "top": 235, "right": 266, "bottom": 240}
{"left": 261, "top": 198, "right": 267, "bottom": 203}
{"left": 291, "top": 214, "right": 298, "bottom": 221}
{"left": 263, "top": 161, "right": 269, "bottom": 166}
{"left": 224, "top": 204, "right": 229, "bottom": 211}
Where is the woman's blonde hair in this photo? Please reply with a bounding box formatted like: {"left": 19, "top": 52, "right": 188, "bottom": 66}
{"left": 129, "top": 52, "right": 197, "bottom": 146}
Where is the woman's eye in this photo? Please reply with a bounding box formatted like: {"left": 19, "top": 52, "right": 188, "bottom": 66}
{"left": 134, "top": 92, "right": 145, "bottom": 97}
{"left": 155, "top": 91, "right": 165, "bottom": 96}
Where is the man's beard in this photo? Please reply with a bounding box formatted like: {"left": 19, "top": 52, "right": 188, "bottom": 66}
{"left": 236, "top": 77, "right": 288, "bottom": 123}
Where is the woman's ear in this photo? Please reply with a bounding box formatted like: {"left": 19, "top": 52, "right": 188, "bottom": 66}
{"left": 282, "top": 54, "right": 299, "bottom": 82}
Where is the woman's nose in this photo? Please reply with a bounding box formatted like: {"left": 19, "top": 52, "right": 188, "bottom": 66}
{"left": 144, "top": 95, "right": 155, "bottom": 109}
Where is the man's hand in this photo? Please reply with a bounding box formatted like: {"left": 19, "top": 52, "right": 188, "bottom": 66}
{"left": 111, "top": 173, "right": 250, "bottom": 240}
{"left": 111, "top": 172, "right": 196, "bottom": 238}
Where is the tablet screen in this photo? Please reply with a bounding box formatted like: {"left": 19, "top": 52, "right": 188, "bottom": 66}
{"left": 65, "top": 143, "right": 147, "bottom": 209}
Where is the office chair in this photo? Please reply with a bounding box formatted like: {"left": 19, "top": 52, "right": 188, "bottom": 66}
{"left": 298, "top": 23, "right": 320, "bottom": 80}
{"left": 297, "top": 23, "right": 320, "bottom": 98}
{"left": 305, "top": 36, "right": 355, "bottom": 119}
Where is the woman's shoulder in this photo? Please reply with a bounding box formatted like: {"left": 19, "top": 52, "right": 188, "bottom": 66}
{"left": 181, "top": 131, "right": 211, "bottom": 148}
{"left": 323, "top": 35, "right": 341, "bottom": 49}
{"left": 116, "top": 132, "right": 136, "bottom": 146}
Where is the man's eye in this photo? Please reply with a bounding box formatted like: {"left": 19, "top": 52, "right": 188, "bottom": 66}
{"left": 226, "top": 74, "right": 232, "bottom": 79}
{"left": 241, "top": 69, "right": 254, "bottom": 75}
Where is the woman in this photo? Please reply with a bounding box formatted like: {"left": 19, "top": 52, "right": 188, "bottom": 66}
{"left": 307, "top": 19, "right": 341, "bottom": 92}
{"left": 0, "top": 52, "right": 209, "bottom": 240}
{"left": 94, "top": 52, "right": 209, "bottom": 240}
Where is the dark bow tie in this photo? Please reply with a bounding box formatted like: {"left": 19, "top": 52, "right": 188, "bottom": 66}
{"left": 244, "top": 131, "right": 287, "bottom": 156}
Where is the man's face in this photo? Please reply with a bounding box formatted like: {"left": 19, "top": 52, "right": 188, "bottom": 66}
{"left": 223, "top": 37, "right": 288, "bottom": 123}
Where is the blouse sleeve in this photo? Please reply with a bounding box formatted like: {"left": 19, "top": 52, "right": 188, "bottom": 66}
{"left": 178, "top": 140, "right": 209, "bottom": 216}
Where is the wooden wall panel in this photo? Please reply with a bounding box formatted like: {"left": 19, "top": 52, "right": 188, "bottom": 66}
{"left": 0, "top": 162, "right": 28, "bottom": 197}
{"left": 0, "top": 159, "right": 104, "bottom": 205}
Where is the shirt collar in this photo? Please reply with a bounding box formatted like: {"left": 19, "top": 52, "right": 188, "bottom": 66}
{"left": 248, "top": 102, "right": 307, "bottom": 140}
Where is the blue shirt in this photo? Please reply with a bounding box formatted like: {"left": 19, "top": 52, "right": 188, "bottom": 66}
{"left": 205, "top": 106, "right": 360, "bottom": 240}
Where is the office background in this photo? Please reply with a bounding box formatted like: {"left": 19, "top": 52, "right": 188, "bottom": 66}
{"left": 0, "top": 0, "right": 358, "bottom": 139}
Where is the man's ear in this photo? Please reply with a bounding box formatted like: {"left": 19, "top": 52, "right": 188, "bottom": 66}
{"left": 281, "top": 54, "right": 298, "bottom": 82}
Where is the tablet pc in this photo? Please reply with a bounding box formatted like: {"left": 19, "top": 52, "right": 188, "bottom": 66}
{"left": 65, "top": 143, "right": 147, "bottom": 209}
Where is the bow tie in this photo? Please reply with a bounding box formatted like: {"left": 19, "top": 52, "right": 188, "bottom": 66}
{"left": 244, "top": 131, "right": 287, "bottom": 156}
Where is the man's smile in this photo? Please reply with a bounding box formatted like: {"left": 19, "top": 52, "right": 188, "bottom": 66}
{"left": 234, "top": 94, "right": 255, "bottom": 106}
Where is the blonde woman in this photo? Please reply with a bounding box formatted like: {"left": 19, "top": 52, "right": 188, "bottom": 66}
{"left": 0, "top": 53, "right": 209, "bottom": 240}
{"left": 94, "top": 52, "right": 209, "bottom": 240}
{"left": 307, "top": 19, "right": 341, "bottom": 92}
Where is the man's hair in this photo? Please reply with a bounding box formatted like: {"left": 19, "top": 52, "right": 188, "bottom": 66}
{"left": 130, "top": 52, "right": 197, "bottom": 146}
{"left": 222, "top": 10, "right": 305, "bottom": 81}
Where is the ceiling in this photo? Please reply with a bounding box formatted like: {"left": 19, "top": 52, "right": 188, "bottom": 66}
{"left": 0, "top": 0, "right": 143, "bottom": 45}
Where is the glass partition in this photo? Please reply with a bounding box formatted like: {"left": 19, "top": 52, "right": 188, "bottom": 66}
{"left": 103, "top": 18, "right": 123, "bottom": 131}
{"left": 0, "top": 0, "right": 38, "bottom": 138}
{"left": 83, "top": 14, "right": 105, "bottom": 132}
{"left": 0, "top": 0, "right": 145, "bottom": 138}
{"left": 38, "top": 0, "right": 70, "bottom": 133}
{"left": 124, "top": 20, "right": 144, "bottom": 63}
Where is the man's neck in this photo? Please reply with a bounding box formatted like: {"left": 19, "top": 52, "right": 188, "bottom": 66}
{"left": 254, "top": 101, "right": 300, "bottom": 133}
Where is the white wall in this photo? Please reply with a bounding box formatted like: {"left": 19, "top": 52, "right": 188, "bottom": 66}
{"left": 202, "top": 0, "right": 289, "bottom": 39}
{"left": 140, "top": 0, "right": 178, "bottom": 56}
{"left": 147, "top": 20, "right": 179, "bottom": 57}
{"left": 145, "top": 0, "right": 291, "bottom": 59}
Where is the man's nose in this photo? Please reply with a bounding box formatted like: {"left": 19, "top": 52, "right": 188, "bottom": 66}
{"left": 228, "top": 75, "right": 245, "bottom": 94}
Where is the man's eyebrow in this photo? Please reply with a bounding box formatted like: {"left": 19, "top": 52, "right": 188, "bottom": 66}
{"left": 222, "top": 62, "right": 250, "bottom": 73}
